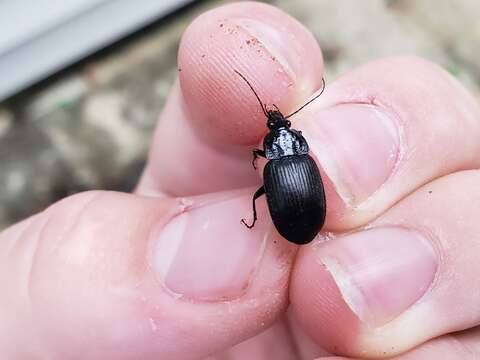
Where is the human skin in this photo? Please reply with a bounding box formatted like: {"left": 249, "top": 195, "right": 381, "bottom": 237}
{"left": 2, "top": 2, "right": 480, "bottom": 359}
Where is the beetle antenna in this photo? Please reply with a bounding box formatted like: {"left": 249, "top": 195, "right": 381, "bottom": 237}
{"left": 234, "top": 70, "right": 268, "bottom": 117}
{"left": 285, "top": 77, "right": 326, "bottom": 119}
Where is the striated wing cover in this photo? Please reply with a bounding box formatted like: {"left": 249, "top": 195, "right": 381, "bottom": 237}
{"left": 263, "top": 154, "right": 326, "bottom": 244}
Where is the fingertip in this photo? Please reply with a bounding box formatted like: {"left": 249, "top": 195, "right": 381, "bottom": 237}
{"left": 140, "top": 2, "right": 325, "bottom": 196}
{"left": 290, "top": 244, "right": 362, "bottom": 356}
{"left": 178, "top": 1, "right": 323, "bottom": 145}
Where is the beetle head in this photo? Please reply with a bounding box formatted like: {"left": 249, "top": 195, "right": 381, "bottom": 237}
{"left": 267, "top": 110, "right": 291, "bottom": 130}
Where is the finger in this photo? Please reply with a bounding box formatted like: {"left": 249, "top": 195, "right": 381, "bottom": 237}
{"left": 209, "top": 318, "right": 305, "bottom": 360}
{"left": 394, "top": 328, "right": 480, "bottom": 360}
{"left": 291, "top": 170, "right": 480, "bottom": 358}
{"left": 136, "top": 2, "right": 323, "bottom": 196}
{"left": 319, "top": 328, "right": 480, "bottom": 360}
{"left": 0, "top": 190, "right": 295, "bottom": 359}
{"left": 286, "top": 56, "right": 480, "bottom": 230}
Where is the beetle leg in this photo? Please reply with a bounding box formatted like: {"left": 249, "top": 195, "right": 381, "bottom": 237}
{"left": 252, "top": 149, "right": 266, "bottom": 169}
{"left": 241, "top": 186, "right": 265, "bottom": 229}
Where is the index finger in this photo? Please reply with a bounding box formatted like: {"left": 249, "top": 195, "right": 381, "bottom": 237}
{"left": 136, "top": 1, "right": 324, "bottom": 197}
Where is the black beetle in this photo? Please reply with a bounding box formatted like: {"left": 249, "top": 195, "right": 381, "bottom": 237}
{"left": 236, "top": 70, "right": 326, "bottom": 245}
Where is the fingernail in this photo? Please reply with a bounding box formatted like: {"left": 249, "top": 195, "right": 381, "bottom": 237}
{"left": 302, "top": 104, "right": 400, "bottom": 205}
{"left": 152, "top": 194, "right": 267, "bottom": 301}
{"left": 317, "top": 226, "right": 437, "bottom": 326}
{"left": 232, "top": 18, "right": 297, "bottom": 81}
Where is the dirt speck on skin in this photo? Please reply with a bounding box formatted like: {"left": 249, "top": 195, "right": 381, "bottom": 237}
{"left": 201, "top": 54, "right": 205, "bottom": 58}
{"left": 219, "top": 23, "right": 224, "bottom": 28}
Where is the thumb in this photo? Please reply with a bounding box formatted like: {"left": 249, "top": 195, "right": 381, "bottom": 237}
{"left": 0, "top": 190, "right": 294, "bottom": 359}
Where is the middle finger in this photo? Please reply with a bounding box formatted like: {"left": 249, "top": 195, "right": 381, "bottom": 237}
{"left": 294, "top": 55, "right": 480, "bottom": 230}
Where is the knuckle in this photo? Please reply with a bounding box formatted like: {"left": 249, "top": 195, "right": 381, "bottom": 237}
{"left": 42, "top": 190, "right": 105, "bottom": 218}
{"left": 341, "top": 55, "right": 457, "bottom": 99}
{"left": 28, "top": 191, "right": 116, "bottom": 281}
{"left": 369, "top": 55, "right": 449, "bottom": 80}
{"left": 361, "top": 55, "right": 468, "bottom": 100}
{"left": 4, "top": 191, "right": 149, "bottom": 356}
{"left": 383, "top": 55, "right": 444, "bottom": 73}
{"left": 0, "top": 191, "right": 107, "bottom": 301}
{"left": 31, "top": 190, "right": 108, "bottom": 271}
{"left": 36, "top": 190, "right": 150, "bottom": 285}
{"left": 30, "top": 191, "right": 110, "bottom": 258}
{"left": 38, "top": 190, "right": 130, "bottom": 258}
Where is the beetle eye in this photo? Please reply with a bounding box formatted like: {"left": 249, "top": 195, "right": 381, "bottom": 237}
{"left": 286, "top": 120, "right": 291, "bottom": 127}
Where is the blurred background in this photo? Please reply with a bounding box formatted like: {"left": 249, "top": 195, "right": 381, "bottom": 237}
{"left": 0, "top": 0, "right": 479, "bottom": 230}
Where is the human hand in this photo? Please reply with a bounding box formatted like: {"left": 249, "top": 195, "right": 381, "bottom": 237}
{"left": 2, "top": 2, "right": 480, "bottom": 359}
